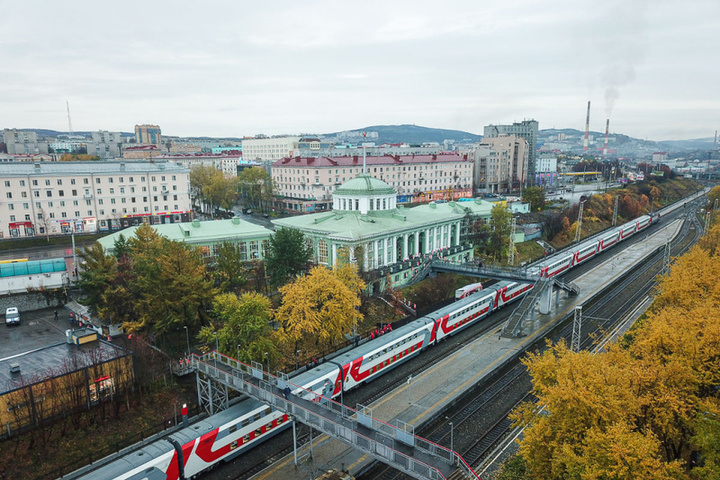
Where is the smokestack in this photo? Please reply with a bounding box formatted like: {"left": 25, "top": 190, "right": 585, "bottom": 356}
{"left": 603, "top": 118, "right": 610, "bottom": 157}
{"left": 583, "top": 101, "right": 591, "bottom": 153}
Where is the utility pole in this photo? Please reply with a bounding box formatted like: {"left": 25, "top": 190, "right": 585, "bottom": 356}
{"left": 574, "top": 201, "right": 585, "bottom": 243}
{"left": 612, "top": 195, "right": 619, "bottom": 226}
{"left": 571, "top": 306, "right": 583, "bottom": 352}
{"left": 507, "top": 216, "right": 516, "bottom": 266}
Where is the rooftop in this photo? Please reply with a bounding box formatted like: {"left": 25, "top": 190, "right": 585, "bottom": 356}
{"left": 0, "top": 160, "right": 188, "bottom": 176}
{"left": 273, "top": 200, "right": 492, "bottom": 241}
{"left": 98, "top": 217, "right": 273, "bottom": 251}
{"left": 272, "top": 152, "right": 469, "bottom": 168}
{"left": 0, "top": 340, "right": 129, "bottom": 395}
{"left": 334, "top": 174, "right": 396, "bottom": 196}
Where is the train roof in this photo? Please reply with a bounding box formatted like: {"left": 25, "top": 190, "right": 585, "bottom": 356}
{"left": 82, "top": 441, "right": 174, "bottom": 480}
{"left": 168, "top": 400, "right": 266, "bottom": 444}
{"left": 290, "top": 316, "right": 434, "bottom": 386}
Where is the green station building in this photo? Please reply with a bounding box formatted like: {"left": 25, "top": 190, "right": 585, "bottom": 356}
{"left": 273, "top": 174, "right": 494, "bottom": 289}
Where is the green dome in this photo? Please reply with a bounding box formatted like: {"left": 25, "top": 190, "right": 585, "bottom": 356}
{"left": 334, "top": 174, "right": 396, "bottom": 196}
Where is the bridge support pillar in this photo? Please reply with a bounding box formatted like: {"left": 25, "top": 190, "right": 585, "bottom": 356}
{"left": 196, "top": 372, "right": 228, "bottom": 416}
{"left": 538, "top": 284, "right": 553, "bottom": 314}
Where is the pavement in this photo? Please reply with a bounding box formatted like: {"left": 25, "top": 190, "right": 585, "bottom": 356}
{"left": 0, "top": 307, "right": 69, "bottom": 360}
{"left": 249, "top": 216, "right": 685, "bottom": 480}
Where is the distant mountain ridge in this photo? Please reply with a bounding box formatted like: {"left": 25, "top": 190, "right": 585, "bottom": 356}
{"left": 323, "top": 124, "right": 483, "bottom": 145}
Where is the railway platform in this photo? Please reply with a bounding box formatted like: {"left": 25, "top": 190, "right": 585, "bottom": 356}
{"left": 250, "top": 217, "right": 685, "bottom": 480}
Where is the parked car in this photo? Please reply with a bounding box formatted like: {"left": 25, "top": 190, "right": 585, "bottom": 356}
{"left": 5, "top": 307, "right": 20, "bottom": 325}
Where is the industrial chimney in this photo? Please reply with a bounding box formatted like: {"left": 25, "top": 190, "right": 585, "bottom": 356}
{"left": 583, "top": 101, "right": 591, "bottom": 153}
{"left": 603, "top": 118, "right": 610, "bottom": 157}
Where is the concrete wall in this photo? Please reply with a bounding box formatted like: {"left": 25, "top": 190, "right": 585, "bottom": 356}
{"left": 0, "top": 271, "right": 69, "bottom": 295}
{"left": 0, "top": 289, "right": 67, "bottom": 313}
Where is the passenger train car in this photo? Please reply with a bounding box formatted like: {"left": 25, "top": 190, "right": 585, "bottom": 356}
{"left": 77, "top": 211, "right": 662, "bottom": 480}
{"left": 455, "top": 282, "right": 484, "bottom": 299}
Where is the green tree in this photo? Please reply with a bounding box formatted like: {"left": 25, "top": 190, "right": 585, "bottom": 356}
{"left": 487, "top": 204, "right": 513, "bottom": 262}
{"left": 210, "top": 242, "right": 248, "bottom": 293}
{"left": 189, "top": 165, "right": 237, "bottom": 214}
{"left": 275, "top": 265, "right": 365, "bottom": 354}
{"left": 265, "top": 228, "right": 312, "bottom": 287}
{"left": 522, "top": 186, "right": 546, "bottom": 211}
{"left": 76, "top": 242, "right": 117, "bottom": 308}
{"left": 237, "top": 167, "right": 274, "bottom": 212}
{"left": 198, "top": 292, "right": 277, "bottom": 365}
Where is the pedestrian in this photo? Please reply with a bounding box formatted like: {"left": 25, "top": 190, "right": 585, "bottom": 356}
{"left": 69, "top": 312, "right": 74, "bottom": 325}
{"left": 283, "top": 385, "right": 291, "bottom": 400}
{"left": 54, "top": 310, "right": 58, "bottom": 321}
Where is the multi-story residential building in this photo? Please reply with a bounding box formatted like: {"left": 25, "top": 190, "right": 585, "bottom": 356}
{"left": 271, "top": 153, "right": 474, "bottom": 213}
{"left": 123, "top": 145, "right": 162, "bottom": 159}
{"left": 471, "top": 135, "right": 529, "bottom": 194}
{"left": 160, "top": 153, "right": 243, "bottom": 178}
{"left": 484, "top": 120, "right": 539, "bottom": 181}
{"left": 241, "top": 136, "right": 301, "bottom": 162}
{"left": 2, "top": 129, "right": 47, "bottom": 155}
{"left": 88, "top": 130, "right": 124, "bottom": 158}
{"left": 292, "top": 138, "right": 443, "bottom": 158}
{"left": 135, "top": 124, "right": 162, "bottom": 146}
{"left": 0, "top": 161, "right": 191, "bottom": 238}
{"left": 50, "top": 141, "right": 88, "bottom": 154}
{"left": 536, "top": 154, "right": 558, "bottom": 173}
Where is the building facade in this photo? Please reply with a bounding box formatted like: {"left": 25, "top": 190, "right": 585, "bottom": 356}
{"left": 471, "top": 135, "right": 529, "bottom": 194}
{"left": 0, "top": 161, "right": 192, "bottom": 238}
{"left": 160, "top": 153, "right": 243, "bottom": 178}
{"left": 88, "top": 131, "right": 124, "bottom": 159}
{"left": 134, "top": 124, "right": 162, "bottom": 146}
{"left": 271, "top": 153, "right": 474, "bottom": 213}
{"left": 241, "top": 136, "right": 301, "bottom": 162}
{"left": 2, "top": 129, "right": 46, "bottom": 155}
{"left": 484, "top": 120, "right": 539, "bottom": 181}
{"left": 274, "top": 175, "right": 492, "bottom": 289}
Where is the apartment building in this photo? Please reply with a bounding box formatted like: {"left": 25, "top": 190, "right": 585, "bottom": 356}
{"left": 2, "top": 129, "right": 47, "bottom": 155}
{"left": 241, "top": 136, "right": 301, "bottom": 162}
{"left": 472, "top": 135, "right": 529, "bottom": 194}
{"left": 271, "top": 153, "right": 473, "bottom": 213}
{"left": 135, "top": 124, "right": 162, "bottom": 146}
{"left": 484, "top": 120, "right": 538, "bottom": 180}
{"left": 0, "top": 161, "right": 191, "bottom": 238}
{"left": 88, "top": 130, "right": 124, "bottom": 158}
{"left": 161, "top": 153, "right": 242, "bottom": 177}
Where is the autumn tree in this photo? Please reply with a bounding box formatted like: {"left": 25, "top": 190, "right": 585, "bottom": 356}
{"left": 522, "top": 186, "right": 545, "bottom": 212}
{"left": 512, "top": 221, "right": 720, "bottom": 479}
{"left": 264, "top": 228, "right": 313, "bottom": 287}
{"left": 486, "top": 203, "right": 513, "bottom": 262}
{"left": 707, "top": 185, "right": 720, "bottom": 210}
{"left": 198, "top": 292, "right": 277, "bottom": 366}
{"left": 210, "top": 241, "right": 248, "bottom": 293}
{"left": 275, "top": 265, "right": 365, "bottom": 355}
{"left": 189, "top": 165, "right": 238, "bottom": 214}
{"left": 236, "top": 166, "right": 274, "bottom": 212}
{"left": 77, "top": 242, "right": 117, "bottom": 308}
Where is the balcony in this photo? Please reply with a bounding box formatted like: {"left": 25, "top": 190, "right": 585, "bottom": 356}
{"left": 83, "top": 194, "right": 93, "bottom": 200}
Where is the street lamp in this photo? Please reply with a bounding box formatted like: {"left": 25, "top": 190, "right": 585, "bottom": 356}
{"left": 183, "top": 326, "right": 190, "bottom": 356}
{"left": 264, "top": 352, "right": 269, "bottom": 373}
{"left": 446, "top": 416, "right": 454, "bottom": 453}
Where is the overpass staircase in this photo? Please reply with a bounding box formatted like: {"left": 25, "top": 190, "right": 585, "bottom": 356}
{"left": 188, "top": 352, "right": 480, "bottom": 480}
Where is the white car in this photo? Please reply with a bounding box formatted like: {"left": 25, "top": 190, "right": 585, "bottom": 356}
{"left": 5, "top": 307, "right": 20, "bottom": 325}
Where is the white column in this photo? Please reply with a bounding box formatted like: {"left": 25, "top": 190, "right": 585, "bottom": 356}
{"left": 414, "top": 231, "right": 420, "bottom": 255}
{"left": 376, "top": 239, "right": 382, "bottom": 267}
{"left": 392, "top": 236, "right": 398, "bottom": 263}
{"left": 364, "top": 243, "right": 369, "bottom": 269}
{"left": 403, "top": 234, "right": 408, "bottom": 260}
{"left": 428, "top": 228, "right": 433, "bottom": 253}
{"left": 456, "top": 222, "right": 461, "bottom": 246}
{"left": 332, "top": 243, "right": 337, "bottom": 266}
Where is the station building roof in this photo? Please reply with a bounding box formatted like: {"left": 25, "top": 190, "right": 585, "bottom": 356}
{"left": 273, "top": 199, "right": 493, "bottom": 242}
{"left": 98, "top": 218, "right": 273, "bottom": 253}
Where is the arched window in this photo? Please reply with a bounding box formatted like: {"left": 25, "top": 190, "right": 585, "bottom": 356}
{"left": 318, "top": 240, "right": 328, "bottom": 264}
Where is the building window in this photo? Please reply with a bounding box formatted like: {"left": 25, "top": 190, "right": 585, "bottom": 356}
{"left": 8, "top": 204, "right": 13, "bottom": 210}
{"left": 59, "top": 190, "right": 64, "bottom": 197}
{"left": 318, "top": 240, "right": 328, "bottom": 265}
{"left": 3, "top": 181, "right": 9, "bottom": 187}
{"left": 5, "top": 192, "right": 11, "bottom": 199}
{"left": 19, "top": 180, "right": 25, "bottom": 186}
{"left": 32, "top": 180, "right": 38, "bottom": 186}
{"left": 46, "top": 191, "right": 52, "bottom": 197}
{"left": 23, "top": 203, "right": 28, "bottom": 209}
{"left": 21, "top": 192, "right": 27, "bottom": 198}
{"left": 75, "top": 211, "right": 80, "bottom": 217}
{"left": 72, "top": 189, "right": 77, "bottom": 196}
{"left": 50, "top": 212, "right": 55, "bottom": 218}
{"left": 83, "top": 178, "right": 89, "bottom": 184}
{"left": 96, "top": 178, "right": 101, "bottom": 184}
{"left": 33, "top": 191, "right": 39, "bottom": 198}
{"left": 71, "top": 179, "right": 76, "bottom": 185}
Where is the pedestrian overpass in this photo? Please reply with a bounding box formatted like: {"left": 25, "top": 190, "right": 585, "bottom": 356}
{"left": 187, "top": 352, "right": 480, "bottom": 480}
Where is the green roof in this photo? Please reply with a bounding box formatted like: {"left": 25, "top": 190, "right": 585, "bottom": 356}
{"left": 97, "top": 218, "right": 273, "bottom": 251}
{"left": 273, "top": 199, "right": 492, "bottom": 242}
{"left": 333, "top": 174, "right": 396, "bottom": 196}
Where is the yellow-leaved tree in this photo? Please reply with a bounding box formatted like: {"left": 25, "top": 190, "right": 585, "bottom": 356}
{"left": 275, "top": 264, "right": 365, "bottom": 357}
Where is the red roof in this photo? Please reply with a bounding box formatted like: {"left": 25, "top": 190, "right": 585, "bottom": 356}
{"left": 272, "top": 153, "right": 468, "bottom": 168}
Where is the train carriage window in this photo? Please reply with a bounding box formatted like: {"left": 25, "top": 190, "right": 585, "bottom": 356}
{"left": 255, "top": 428, "right": 262, "bottom": 436}
{"left": 277, "top": 416, "right": 286, "bottom": 425}
{"left": 266, "top": 422, "right": 273, "bottom": 430}
{"left": 254, "top": 413, "right": 261, "bottom": 422}
{"left": 229, "top": 425, "right": 237, "bottom": 434}
{"left": 231, "top": 440, "right": 238, "bottom": 450}
{"left": 242, "top": 419, "right": 249, "bottom": 427}
{"left": 243, "top": 434, "right": 250, "bottom": 442}
{"left": 264, "top": 407, "right": 272, "bottom": 415}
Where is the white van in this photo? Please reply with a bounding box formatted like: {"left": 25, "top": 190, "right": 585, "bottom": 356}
{"left": 5, "top": 307, "right": 20, "bottom": 325}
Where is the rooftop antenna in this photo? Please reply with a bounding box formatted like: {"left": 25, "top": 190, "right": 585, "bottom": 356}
{"left": 66, "top": 100, "right": 73, "bottom": 136}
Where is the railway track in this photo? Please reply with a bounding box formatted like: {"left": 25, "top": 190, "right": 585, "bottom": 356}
{"left": 357, "top": 210, "right": 704, "bottom": 480}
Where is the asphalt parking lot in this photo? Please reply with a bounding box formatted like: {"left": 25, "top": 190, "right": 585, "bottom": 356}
{"left": 0, "top": 307, "right": 69, "bottom": 359}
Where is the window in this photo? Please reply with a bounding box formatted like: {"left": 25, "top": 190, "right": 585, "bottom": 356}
{"left": 58, "top": 190, "right": 64, "bottom": 197}
{"left": 8, "top": 204, "right": 13, "bottom": 210}
{"left": 19, "top": 180, "right": 25, "bottom": 186}
{"left": 25, "top": 214, "right": 30, "bottom": 221}
{"left": 119, "top": 177, "right": 124, "bottom": 183}
{"left": 120, "top": 187, "right": 125, "bottom": 194}
{"left": 86, "top": 200, "right": 91, "bottom": 206}
{"left": 46, "top": 191, "right": 52, "bottom": 197}
{"left": 3, "top": 181, "right": 9, "bottom": 187}
{"left": 111, "top": 199, "right": 116, "bottom": 204}
{"left": 48, "top": 201, "right": 53, "bottom": 207}
{"left": 5, "top": 192, "right": 11, "bottom": 199}
{"left": 75, "top": 211, "right": 80, "bottom": 217}
{"left": 9, "top": 215, "right": 15, "bottom": 222}
{"left": 49, "top": 213, "right": 55, "bottom": 219}
{"left": 32, "top": 180, "right": 38, "bottom": 186}
{"left": 71, "top": 179, "right": 76, "bottom": 185}
{"left": 23, "top": 203, "right": 28, "bottom": 209}
{"left": 129, "top": 177, "right": 134, "bottom": 182}
{"left": 95, "top": 178, "right": 101, "bottom": 184}
{"left": 73, "top": 200, "right": 78, "bottom": 206}
{"left": 33, "top": 191, "right": 39, "bottom": 198}
{"left": 37, "top": 213, "right": 43, "bottom": 220}
{"left": 318, "top": 240, "right": 328, "bottom": 264}
{"left": 109, "top": 188, "right": 114, "bottom": 194}
{"left": 61, "top": 212, "right": 67, "bottom": 218}
{"left": 60, "top": 201, "right": 65, "bottom": 207}
{"left": 21, "top": 192, "right": 26, "bottom": 198}
{"left": 109, "top": 177, "right": 114, "bottom": 183}
{"left": 45, "top": 179, "right": 51, "bottom": 186}
{"left": 72, "top": 189, "right": 77, "bottom": 196}
{"left": 98, "top": 199, "right": 103, "bottom": 205}
{"left": 83, "top": 178, "right": 89, "bottom": 184}
{"left": 88, "top": 210, "right": 93, "bottom": 216}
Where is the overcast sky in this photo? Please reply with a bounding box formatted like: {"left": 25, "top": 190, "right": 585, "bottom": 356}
{"left": 1, "top": 0, "right": 717, "bottom": 141}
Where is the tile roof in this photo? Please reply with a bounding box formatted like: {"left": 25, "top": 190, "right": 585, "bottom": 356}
{"left": 0, "top": 161, "right": 188, "bottom": 176}
{"left": 272, "top": 153, "right": 470, "bottom": 168}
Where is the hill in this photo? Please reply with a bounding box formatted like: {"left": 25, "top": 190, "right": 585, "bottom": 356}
{"left": 323, "top": 124, "right": 483, "bottom": 145}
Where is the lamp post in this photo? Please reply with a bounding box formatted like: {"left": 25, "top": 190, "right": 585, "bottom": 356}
{"left": 237, "top": 344, "right": 241, "bottom": 361}
{"left": 446, "top": 416, "right": 454, "bottom": 453}
{"left": 183, "top": 326, "right": 190, "bottom": 356}
{"left": 264, "top": 352, "right": 270, "bottom": 373}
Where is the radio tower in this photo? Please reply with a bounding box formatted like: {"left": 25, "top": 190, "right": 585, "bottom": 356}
{"left": 66, "top": 101, "right": 74, "bottom": 136}
{"left": 583, "top": 101, "right": 591, "bottom": 153}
